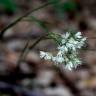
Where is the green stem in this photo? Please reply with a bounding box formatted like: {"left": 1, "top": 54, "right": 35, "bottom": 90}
{"left": 16, "top": 39, "right": 31, "bottom": 67}
{"left": 0, "top": 1, "right": 55, "bottom": 40}
{"left": 16, "top": 34, "right": 47, "bottom": 67}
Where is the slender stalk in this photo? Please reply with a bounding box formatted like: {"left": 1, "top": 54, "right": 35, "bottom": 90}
{"left": 16, "top": 39, "right": 30, "bottom": 67}
{"left": 16, "top": 35, "right": 46, "bottom": 67}
{"left": 0, "top": 1, "right": 55, "bottom": 40}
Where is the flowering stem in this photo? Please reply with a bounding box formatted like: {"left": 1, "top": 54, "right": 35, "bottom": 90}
{"left": 16, "top": 39, "right": 30, "bottom": 67}
{"left": 16, "top": 32, "right": 83, "bottom": 96}
{"left": 16, "top": 34, "right": 47, "bottom": 67}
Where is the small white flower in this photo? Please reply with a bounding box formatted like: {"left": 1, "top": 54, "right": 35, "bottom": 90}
{"left": 61, "top": 39, "right": 66, "bottom": 44}
{"left": 81, "top": 37, "right": 86, "bottom": 42}
{"left": 52, "top": 56, "right": 64, "bottom": 64}
{"left": 62, "top": 32, "right": 70, "bottom": 39}
{"left": 74, "top": 58, "right": 81, "bottom": 64}
{"left": 40, "top": 51, "right": 52, "bottom": 60}
{"left": 44, "top": 53, "right": 52, "bottom": 60}
{"left": 66, "top": 43, "right": 76, "bottom": 51}
{"left": 40, "top": 51, "right": 46, "bottom": 58}
{"left": 55, "top": 56, "right": 64, "bottom": 63}
{"left": 75, "top": 32, "right": 82, "bottom": 38}
{"left": 65, "top": 62, "right": 73, "bottom": 70}
{"left": 57, "top": 51, "right": 63, "bottom": 56}
{"left": 52, "top": 57, "right": 57, "bottom": 62}
{"left": 77, "top": 40, "right": 85, "bottom": 49}
{"left": 58, "top": 46, "right": 68, "bottom": 52}
{"left": 68, "top": 38, "right": 78, "bottom": 45}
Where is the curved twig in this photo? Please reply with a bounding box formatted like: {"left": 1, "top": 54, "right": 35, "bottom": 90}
{"left": 0, "top": 1, "right": 55, "bottom": 40}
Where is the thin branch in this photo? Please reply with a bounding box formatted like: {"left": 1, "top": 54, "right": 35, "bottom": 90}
{"left": 16, "top": 34, "right": 46, "bottom": 67}
{"left": 16, "top": 39, "right": 30, "bottom": 67}
{"left": 0, "top": 1, "right": 55, "bottom": 40}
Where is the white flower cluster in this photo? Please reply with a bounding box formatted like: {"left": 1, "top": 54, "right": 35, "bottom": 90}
{"left": 40, "top": 32, "right": 86, "bottom": 70}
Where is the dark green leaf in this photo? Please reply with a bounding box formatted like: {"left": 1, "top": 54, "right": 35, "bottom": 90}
{"left": 0, "top": 0, "right": 17, "bottom": 12}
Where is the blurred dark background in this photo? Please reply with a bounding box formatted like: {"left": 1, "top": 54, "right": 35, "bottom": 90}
{"left": 0, "top": 0, "right": 96, "bottom": 96}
